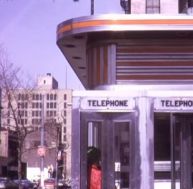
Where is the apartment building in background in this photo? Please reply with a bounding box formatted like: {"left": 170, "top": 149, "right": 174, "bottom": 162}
{"left": 1, "top": 73, "right": 72, "bottom": 181}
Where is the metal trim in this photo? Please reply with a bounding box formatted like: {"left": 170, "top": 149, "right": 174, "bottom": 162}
{"left": 57, "top": 14, "right": 193, "bottom": 38}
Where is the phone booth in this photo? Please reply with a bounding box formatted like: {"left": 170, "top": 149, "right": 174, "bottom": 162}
{"left": 71, "top": 91, "right": 141, "bottom": 189}
{"left": 56, "top": 14, "right": 193, "bottom": 189}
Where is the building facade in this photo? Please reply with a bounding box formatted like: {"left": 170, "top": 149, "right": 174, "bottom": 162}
{"left": 56, "top": 1, "right": 193, "bottom": 189}
{"left": 1, "top": 73, "right": 72, "bottom": 181}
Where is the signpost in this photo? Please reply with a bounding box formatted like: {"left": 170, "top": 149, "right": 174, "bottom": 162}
{"left": 40, "top": 96, "right": 45, "bottom": 189}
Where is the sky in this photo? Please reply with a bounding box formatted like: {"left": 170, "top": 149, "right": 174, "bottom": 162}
{"left": 0, "top": 0, "right": 122, "bottom": 90}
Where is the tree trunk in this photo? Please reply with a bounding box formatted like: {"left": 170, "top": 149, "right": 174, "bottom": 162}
{"left": 18, "top": 140, "right": 22, "bottom": 189}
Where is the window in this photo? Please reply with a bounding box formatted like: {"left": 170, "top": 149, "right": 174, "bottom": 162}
{"left": 21, "top": 119, "right": 24, "bottom": 125}
{"left": 32, "top": 118, "right": 41, "bottom": 125}
{"left": 154, "top": 113, "right": 193, "bottom": 188}
{"left": 54, "top": 94, "right": 57, "bottom": 100}
{"left": 120, "top": 0, "right": 131, "bottom": 14}
{"left": 21, "top": 94, "right": 25, "bottom": 100}
{"left": 50, "top": 94, "right": 53, "bottom": 100}
{"left": 46, "top": 111, "right": 49, "bottom": 117}
{"left": 154, "top": 113, "right": 171, "bottom": 181}
{"left": 179, "top": 0, "right": 193, "bottom": 13}
{"left": 146, "top": 0, "right": 160, "bottom": 13}
{"left": 64, "top": 94, "right": 67, "bottom": 100}
{"left": 188, "top": 0, "right": 193, "bottom": 7}
{"left": 63, "top": 135, "right": 67, "bottom": 142}
{"left": 18, "top": 93, "right": 21, "bottom": 100}
{"left": 36, "top": 94, "right": 39, "bottom": 100}
{"left": 36, "top": 111, "right": 39, "bottom": 117}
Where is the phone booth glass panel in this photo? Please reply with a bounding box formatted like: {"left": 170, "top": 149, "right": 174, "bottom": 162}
{"left": 80, "top": 112, "right": 136, "bottom": 189}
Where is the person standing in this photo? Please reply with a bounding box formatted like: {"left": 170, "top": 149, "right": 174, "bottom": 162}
{"left": 87, "top": 147, "right": 102, "bottom": 189}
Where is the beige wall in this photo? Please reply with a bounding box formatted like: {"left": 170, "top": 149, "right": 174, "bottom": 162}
{"left": 0, "top": 131, "right": 8, "bottom": 157}
{"left": 131, "top": 0, "right": 179, "bottom": 14}
{"left": 161, "top": 0, "right": 178, "bottom": 14}
{"left": 131, "top": 0, "right": 146, "bottom": 14}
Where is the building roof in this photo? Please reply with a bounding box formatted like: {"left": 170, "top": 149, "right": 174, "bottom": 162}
{"left": 56, "top": 14, "right": 193, "bottom": 87}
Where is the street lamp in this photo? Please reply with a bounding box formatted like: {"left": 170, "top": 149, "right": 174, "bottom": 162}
{"left": 55, "top": 123, "right": 62, "bottom": 188}
{"left": 91, "top": 0, "right": 94, "bottom": 15}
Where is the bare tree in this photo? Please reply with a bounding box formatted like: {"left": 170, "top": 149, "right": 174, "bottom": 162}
{"left": 42, "top": 115, "right": 69, "bottom": 179}
{"left": 0, "top": 45, "right": 35, "bottom": 182}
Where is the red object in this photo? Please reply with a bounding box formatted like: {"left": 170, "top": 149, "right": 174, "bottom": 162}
{"left": 89, "top": 165, "right": 102, "bottom": 189}
{"left": 44, "top": 178, "right": 55, "bottom": 189}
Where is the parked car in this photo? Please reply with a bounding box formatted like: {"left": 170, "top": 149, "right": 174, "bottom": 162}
{"left": 0, "top": 177, "right": 18, "bottom": 189}
{"left": 13, "top": 179, "right": 34, "bottom": 189}
{"left": 31, "top": 180, "right": 39, "bottom": 189}
{"left": 44, "top": 178, "right": 71, "bottom": 189}
{"left": 57, "top": 180, "right": 71, "bottom": 189}
{"left": 44, "top": 178, "right": 55, "bottom": 189}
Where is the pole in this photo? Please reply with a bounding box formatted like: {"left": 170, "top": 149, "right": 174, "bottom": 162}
{"left": 65, "top": 66, "right": 67, "bottom": 89}
{"left": 0, "top": 89, "right": 1, "bottom": 144}
{"left": 91, "top": 0, "right": 94, "bottom": 15}
{"left": 55, "top": 125, "right": 60, "bottom": 189}
{"left": 0, "top": 89, "right": 2, "bottom": 144}
{"left": 40, "top": 95, "right": 45, "bottom": 189}
{"left": 55, "top": 129, "right": 58, "bottom": 189}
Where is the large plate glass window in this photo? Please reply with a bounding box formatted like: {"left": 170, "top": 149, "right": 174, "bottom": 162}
{"left": 154, "top": 113, "right": 193, "bottom": 189}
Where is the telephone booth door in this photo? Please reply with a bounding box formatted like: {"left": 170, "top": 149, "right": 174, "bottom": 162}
{"left": 80, "top": 112, "right": 137, "bottom": 189}
{"left": 173, "top": 114, "right": 193, "bottom": 189}
{"left": 154, "top": 113, "right": 193, "bottom": 189}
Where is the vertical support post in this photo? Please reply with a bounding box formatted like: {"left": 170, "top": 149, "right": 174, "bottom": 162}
{"left": 170, "top": 113, "right": 176, "bottom": 189}
{"left": 40, "top": 95, "right": 45, "bottom": 189}
{"left": 137, "top": 96, "right": 154, "bottom": 189}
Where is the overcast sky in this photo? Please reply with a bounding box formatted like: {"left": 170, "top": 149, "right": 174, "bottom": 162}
{"left": 0, "top": 0, "right": 122, "bottom": 89}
